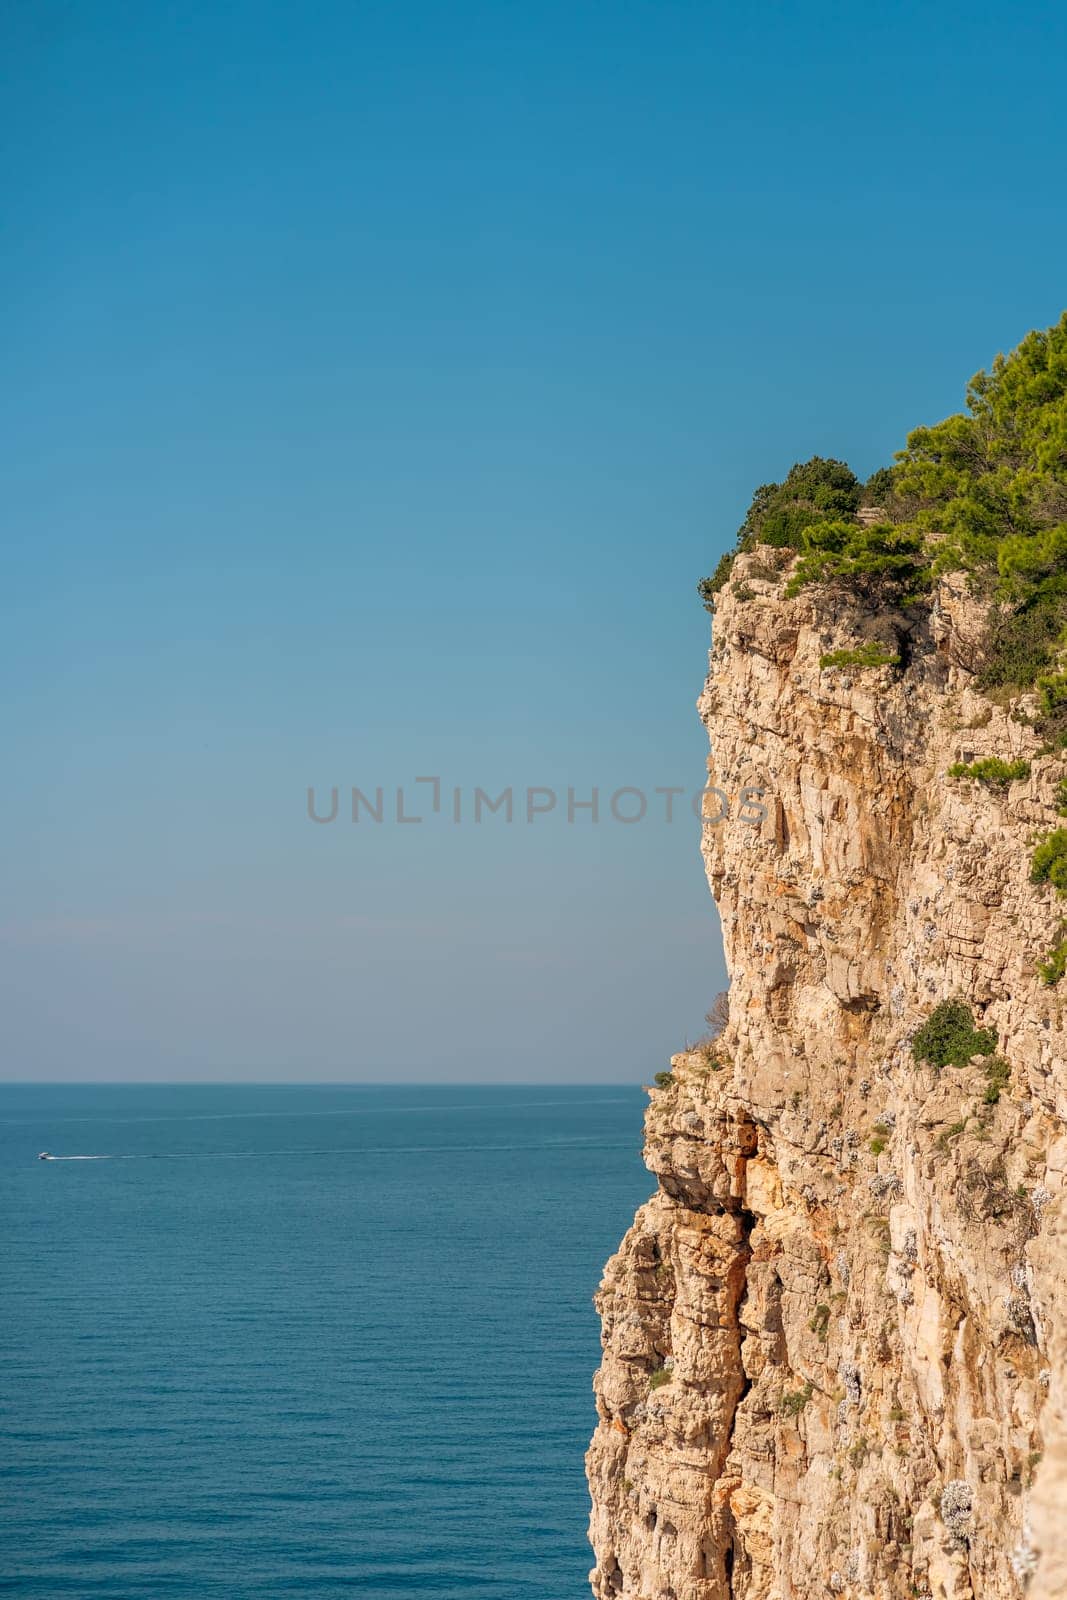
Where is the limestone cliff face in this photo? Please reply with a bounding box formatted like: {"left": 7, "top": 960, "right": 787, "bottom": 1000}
{"left": 587, "top": 550, "right": 1067, "bottom": 1600}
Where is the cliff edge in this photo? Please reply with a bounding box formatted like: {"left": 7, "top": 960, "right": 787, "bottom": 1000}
{"left": 586, "top": 554, "right": 1067, "bottom": 1600}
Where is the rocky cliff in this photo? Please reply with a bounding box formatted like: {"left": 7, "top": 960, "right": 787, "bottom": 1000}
{"left": 587, "top": 550, "right": 1067, "bottom": 1600}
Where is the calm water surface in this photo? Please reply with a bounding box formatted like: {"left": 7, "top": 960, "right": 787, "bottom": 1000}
{"left": 0, "top": 1084, "right": 650, "bottom": 1598}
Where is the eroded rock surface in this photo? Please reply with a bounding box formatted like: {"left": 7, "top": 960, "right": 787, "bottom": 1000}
{"left": 587, "top": 554, "right": 1067, "bottom": 1600}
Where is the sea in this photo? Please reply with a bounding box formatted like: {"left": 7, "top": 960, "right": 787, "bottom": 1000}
{"left": 0, "top": 1084, "right": 651, "bottom": 1598}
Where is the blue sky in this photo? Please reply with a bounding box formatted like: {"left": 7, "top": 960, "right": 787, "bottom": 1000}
{"left": 3, "top": 0, "right": 1066, "bottom": 1080}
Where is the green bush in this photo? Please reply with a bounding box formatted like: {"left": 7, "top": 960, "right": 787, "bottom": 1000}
{"left": 648, "top": 1366, "right": 672, "bottom": 1391}
{"left": 697, "top": 317, "right": 1067, "bottom": 745}
{"left": 982, "top": 1057, "right": 1011, "bottom": 1104}
{"left": 784, "top": 520, "right": 931, "bottom": 607}
{"left": 977, "top": 593, "right": 1067, "bottom": 695}
{"left": 820, "top": 644, "right": 901, "bottom": 670}
{"left": 743, "top": 458, "right": 861, "bottom": 548}
{"left": 1031, "top": 828, "right": 1067, "bottom": 892}
{"left": 863, "top": 466, "right": 897, "bottom": 506}
{"left": 912, "top": 1000, "right": 997, "bottom": 1068}
{"left": 698, "top": 457, "right": 861, "bottom": 611}
{"left": 895, "top": 316, "right": 1067, "bottom": 571}
{"left": 780, "top": 1380, "right": 814, "bottom": 1417}
{"left": 1038, "top": 929, "right": 1067, "bottom": 985}
{"left": 947, "top": 758, "right": 1031, "bottom": 786}
{"left": 894, "top": 315, "right": 1067, "bottom": 705}
{"left": 653, "top": 1070, "right": 674, "bottom": 1089}
{"left": 697, "top": 551, "right": 738, "bottom": 609}
{"left": 1039, "top": 672, "right": 1067, "bottom": 720}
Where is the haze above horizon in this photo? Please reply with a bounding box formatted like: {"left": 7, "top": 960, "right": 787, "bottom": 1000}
{"left": 4, "top": 0, "right": 1066, "bottom": 1080}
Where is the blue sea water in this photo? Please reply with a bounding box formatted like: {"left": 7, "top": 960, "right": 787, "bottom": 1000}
{"left": 0, "top": 1084, "right": 651, "bottom": 1598}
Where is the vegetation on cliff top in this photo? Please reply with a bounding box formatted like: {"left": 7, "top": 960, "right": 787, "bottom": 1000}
{"left": 783, "top": 520, "right": 929, "bottom": 606}
{"left": 698, "top": 457, "right": 868, "bottom": 606}
{"left": 700, "top": 312, "right": 1067, "bottom": 710}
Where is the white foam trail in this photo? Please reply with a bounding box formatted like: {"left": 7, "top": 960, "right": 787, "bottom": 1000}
{"left": 37, "top": 1138, "right": 635, "bottom": 1163}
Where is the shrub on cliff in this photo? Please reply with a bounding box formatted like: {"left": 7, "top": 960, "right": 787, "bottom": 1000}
{"left": 779, "top": 1380, "right": 814, "bottom": 1416}
{"left": 704, "top": 991, "right": 730, "bottom": 1038}
{"left": 895, "top": 313, "right": 1067, "bottom": 697}
{"left": 976, "top": 596, "right": 1067, "bottom": 696}
{"left": 1038, "top": 927, "right": 1067, "bottom": 985}
{"left": 698, "top": 456, "right": 861, "bottom": 610}
{"left": 911, "top": 1000, "right": 997, "bottom": 1069}
{"left": 784, "top": 520, "right": 931, "bottom": 606}
{"left": 745, "top": 458, "right": 862, "bottom": 547}
{"left": 894, "top": 316, "right": 1067, "bottom": 577}
{"left": 947, "top": 757, "right": 1031, "bottom": 786}
{"left": 1037, "top": 669, "right": 1067, "bottom": 746}
{"left": 700, "top": 314, "right": 1067, "bottom": 683}
{"left": 862, "top": 465, "right": 897, "bottom": 506}
{"left": 820, "top": 644, "right": 901, "bottom": 670}
{"left": 1030, "top": 827, "right": 1067, "bottom": 892}
{"left": 982, "top": 1056, "right": 1012, "bottom": 1103}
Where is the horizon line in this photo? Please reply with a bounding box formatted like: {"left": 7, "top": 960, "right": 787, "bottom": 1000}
{"left": 0, "top": 1078, "right": 650, "bottom": 1088}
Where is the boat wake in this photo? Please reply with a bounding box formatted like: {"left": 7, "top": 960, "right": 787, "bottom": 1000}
{"left": 35, "top": 1136, "right": 632, "bottom": 1164}
{"left": 39, "top": 1152, "right": 115, "bottom": 1160}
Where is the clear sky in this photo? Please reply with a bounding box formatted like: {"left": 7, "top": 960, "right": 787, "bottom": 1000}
{"left": 3, "top": 0, "right": 1066, "bottom": 1081}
